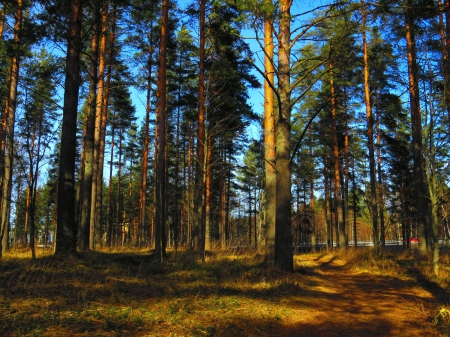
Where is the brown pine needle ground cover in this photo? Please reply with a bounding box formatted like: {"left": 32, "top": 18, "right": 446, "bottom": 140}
{"left": 0, "top": 247, "right": 449, "bottom": 336}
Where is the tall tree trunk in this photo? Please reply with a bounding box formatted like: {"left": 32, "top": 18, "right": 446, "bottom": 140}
{"left": 186, "top": 123, "right": 193, "bottom": 247}
{"left": 79, "top": 26, "right": 98, "bottom": 252}
{"left": 154, "top": 0, "right": 168, "bottom": 261}
{"left": 324, "top": 155, "right": 331, "bottom": 251}
{"left": 442, "top": 0, "right": 450, "bottom": 125}
{"left": 219, "top": 145, "right": 226, "bottom": 249}
{"left": 116, "top": 128, "right": 123, "bottom": 247}
{"left": 90, "top": 1, "right": 109, "bottom": 249}
{"left": 343, "top": 99, "right": 349, "bottom": 247}
{"left": 352, "top": 158, "right": 357, "bottom": 247}
{"left": 362, "top": 0, "right": 379, "bottom": 251}
{"left": 29, "top": 121, "right": 43, "bottom": 260}
{"left": 194, "top": 0, "right": 206, "bottom": 257}
{"left": 173, "top": 66, "right": 181, "bottom": 252}
{"left": 101, "top": 4, "right": 117, "bottom": 247}
{"left": 425, "top": 82, "right": 440, "bottom": 275}
{"left": 139, "top": 24, "right": 153, "bottom": 248}
{"left": 329, "top": 66, "right": 345, "bottom": 251}
{"left": 0, "top": 0, "right": 22, "bottom": 256}
{"left": 106, "top": 117, "right": 115, "bottom": 247}
{"left": 24, "top": 124, "right": 36, "bottom": 248}
{"left": 264, "top": 3, "right": 276, "bottom": 264}
{"left": 405, "top": 0, "right": 428, "bottom": 254}
{"left": 309, "top": 125, "right": 316, "bottom": 252}
{"left": 55, "top": 0, "right": 82, "bottom": 256}
{"left": 375, "top": 92, "right": 386, "bottom": 246}
{"left": 274, "top": 0, "right": 293, "bottom": 271}
{"left": 204, "top": 136, "right": 211, "bottom": 251}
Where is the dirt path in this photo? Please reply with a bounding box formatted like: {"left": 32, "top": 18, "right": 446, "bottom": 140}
{"left": 281, "top": 254, "right": 443, "bottom": 337}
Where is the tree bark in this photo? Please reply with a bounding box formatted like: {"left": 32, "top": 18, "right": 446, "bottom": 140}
{"left": 194, "top": 0, "right": 206, "bottom": 257}
{"left": 204, "top": 137, "right": 211, "bottom": 251}
{"left": 329, "top": 65, "right": 346, "bottom": 251}
{"left": 0, "top": 0, "right": 22, "bottom": 256}
{"left": 405, "top": 0, "right": 428, "bottom": 254}
{"left": 154, "top": 0, "right": 168, "bottom": 261}
{"left": 90, "top": 1, "right": 109, "bottom": 249}
{"left": 362, "top": 0, "right": 379, "bottom": 251}
{"left": 55, "top": 0, "right": 82, "bottom": 256}
{"left": 79, "top": 25, "right": 98, "bottom": 252}
{"left": 264, "top": 2, "right": 276, "bottom": 264}
{"left": 219, "top": 145, "right": 226, "bottom": 249}
{"left": 274, "top": 0, "right": 293, "bottom": 272}
{"left": 139, "top": 26, "right": 153, "bottom": 248}
{"left": 442, "top": 0, "right": 450, "bottom": 125}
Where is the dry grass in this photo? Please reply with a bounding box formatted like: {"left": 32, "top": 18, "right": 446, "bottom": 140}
{"left": 0, "top": 246, "right": 448, "bottom": 336}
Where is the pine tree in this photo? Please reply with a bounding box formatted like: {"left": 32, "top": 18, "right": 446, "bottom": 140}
{"left": 54, "top": 0, "right": 83, "bottom": 256}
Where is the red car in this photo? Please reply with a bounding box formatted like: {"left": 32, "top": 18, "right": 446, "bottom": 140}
{"left": 410, "top": 237, "right": 419, "bottom": 243}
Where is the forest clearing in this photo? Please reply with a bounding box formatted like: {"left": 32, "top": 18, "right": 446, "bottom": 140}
{"left": 0, "top": 247, "right": 449, "bottom": 336}
{"left": 1, "top": 3, "right": 450, "bottom": 336}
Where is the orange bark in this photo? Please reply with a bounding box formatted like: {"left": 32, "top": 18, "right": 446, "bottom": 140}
{"left": 264, "top": 1, "right": 276, "bottom": 263}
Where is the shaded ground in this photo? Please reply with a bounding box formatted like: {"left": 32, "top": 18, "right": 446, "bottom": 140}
{"left": 0, "top": 250, "right": 447, "bottom": 336}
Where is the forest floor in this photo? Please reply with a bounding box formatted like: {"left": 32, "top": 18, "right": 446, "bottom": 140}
{"left": 0, "top": 247, "right": 449, "bottom": 336}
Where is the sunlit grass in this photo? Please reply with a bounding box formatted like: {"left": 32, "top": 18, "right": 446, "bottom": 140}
{"left": 0, "top": 246, "right": 448, "bottom": 336}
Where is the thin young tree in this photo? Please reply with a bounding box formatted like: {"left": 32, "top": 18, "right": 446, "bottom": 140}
{"left": 154, "top": 0, "right": 169, "bottom": 261}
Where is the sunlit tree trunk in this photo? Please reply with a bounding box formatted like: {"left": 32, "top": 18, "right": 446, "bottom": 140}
{"left": 264, "top": 1, "right": 276, "bottom": 263}
{"left": 0, "top": 0, "right": 22, "bottom": 256}
{"left": 90, "top": 1, "right": 109, "bottom": 249}
{"left": 0, "top": 4, "right": 5, "bottom": 38}
{"left": 362, "top": 0, "right": 379, "bottom": 251}
{"left": 329, "top": 65, "right": 345, "bottom": 251}
{"left": 55, "top": 0, "right": 82, "bottom": 256}
{"left": 323, "top": 155, "right": 331, "bottom": 251}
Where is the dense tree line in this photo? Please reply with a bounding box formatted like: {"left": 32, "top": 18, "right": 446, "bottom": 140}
{"left": 0, "top": 0, "right": 449, "bottom": 272}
